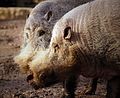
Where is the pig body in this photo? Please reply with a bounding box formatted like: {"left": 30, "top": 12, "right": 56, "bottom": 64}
{"left": 15, "top": 0, "right": 93, "bottom": 72}
{"left": 28, "top": 0, "right": 120, "bottom": 97}
{"left": 14, "top": 0, "right": 96, "bottom": 96}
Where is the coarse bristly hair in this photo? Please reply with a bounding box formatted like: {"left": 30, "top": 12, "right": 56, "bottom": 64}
{"left": 27, "top": 0, "right": 120, "bottom": 86}
{"left": 28, "top": 41, "right": 81, "bottom": 83}
{"left": 14, "top": 43, "right": 36, "bottom": 73}
{"left": 14, "top": 0, "right": 94, "bottom": 74}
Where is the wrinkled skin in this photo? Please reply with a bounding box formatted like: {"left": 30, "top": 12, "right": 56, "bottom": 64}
{"left": 27, "top": 0, "right": 120, "bottom": 97}
{"left": 14, "top": 0, "right": 94, "bottom": 73}
{"left": 14, "top": 0, "right": 97, "bottom": 97}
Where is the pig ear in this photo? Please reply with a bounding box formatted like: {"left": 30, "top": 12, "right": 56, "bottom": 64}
{"left": 63, "top": 27, "right": 72, "bottom": 40}
{"left": 44, "top": 11, "right": 52, "bottom": 21}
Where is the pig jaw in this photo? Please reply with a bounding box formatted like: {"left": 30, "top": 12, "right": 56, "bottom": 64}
{"left": 27, "top": 64, "right": 77, "bottom": 89}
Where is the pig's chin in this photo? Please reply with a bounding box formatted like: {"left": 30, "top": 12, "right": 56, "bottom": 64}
{"left": 39, "top": 79, "right": 59, "bottom": 88}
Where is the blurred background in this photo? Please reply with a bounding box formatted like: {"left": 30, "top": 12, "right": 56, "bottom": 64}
{"left": 0, "top": 0, "right": 44, "bottom": 20}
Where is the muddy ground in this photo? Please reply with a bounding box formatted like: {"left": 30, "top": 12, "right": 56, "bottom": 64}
{"left": 0, "top": 19, "right": 106, "bottom": 98}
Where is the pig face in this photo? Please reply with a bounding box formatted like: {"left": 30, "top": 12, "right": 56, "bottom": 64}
{"left": 23, "top": 12, "right": 53, "bottom": 50}
{"left": 14, "top": 11, "right": 53, "bottom": 73}
{"left": 28, "top": 20, "right": 80, "bottom": 89}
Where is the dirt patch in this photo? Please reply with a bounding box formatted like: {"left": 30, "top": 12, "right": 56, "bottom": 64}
{"left": 0, "top": 19, "right": 106, "bottom": 98}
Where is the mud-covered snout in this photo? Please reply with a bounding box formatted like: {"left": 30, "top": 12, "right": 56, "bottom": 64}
{"left": 26, "top": 69, "right": 59, "bottom": 90}
{"left": 27, "top": 74, "right": 41, "bottom": 90}
{"left": 39, "top": 69, "right": 59, "bottom": 87}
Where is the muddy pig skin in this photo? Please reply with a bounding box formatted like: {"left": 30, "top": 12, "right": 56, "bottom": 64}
{"left": 14, "top": 0, "right": 96, "bottom": 96}
{"left": 28, "top": 0, "right": 120, "bottom": 98}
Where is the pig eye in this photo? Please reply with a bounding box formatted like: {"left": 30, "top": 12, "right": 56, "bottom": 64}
{"left": 26, "top": 33, "right": 29, "bottom": 39}
{"left": 38, "top": 30, "right": 45, "bottom": 37}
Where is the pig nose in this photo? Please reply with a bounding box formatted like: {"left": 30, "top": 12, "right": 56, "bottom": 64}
{"left": 27, "top": 74, "right": 40, "bottom": 90}
{"left": 27, "top": 74, "right": 33, "bottom": 82}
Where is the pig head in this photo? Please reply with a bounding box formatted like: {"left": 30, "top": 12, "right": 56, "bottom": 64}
{"left": 14, "top": 0, "right": 93, "bottom": 73}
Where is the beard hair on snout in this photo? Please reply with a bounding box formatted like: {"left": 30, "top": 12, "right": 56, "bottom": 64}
{"left": 14, "top": 43, "right": 37, "bottom": 73}
{"left": 28, "top": 49, "right": 50, "bottom": 74}
{"left": 28, "top": 44, "right": 80, "bottom": 86}
{"left": 29, "top": 43, "right": 79, "bottom": 73}
{"left": 27, "top": 48, "right": 64, "bottom": 86}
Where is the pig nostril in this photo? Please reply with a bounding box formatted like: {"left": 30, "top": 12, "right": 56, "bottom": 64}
{"left": 27, "top": 74, "right": 33, "bottom": 82}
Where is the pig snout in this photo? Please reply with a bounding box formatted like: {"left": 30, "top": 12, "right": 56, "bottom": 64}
{"left": 27, "top": 74, "right": 41, "bottom": 90}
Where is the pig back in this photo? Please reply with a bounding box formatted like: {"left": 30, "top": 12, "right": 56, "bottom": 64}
{"left": 60, "top": 0, "right": 120, "bottom": 64}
